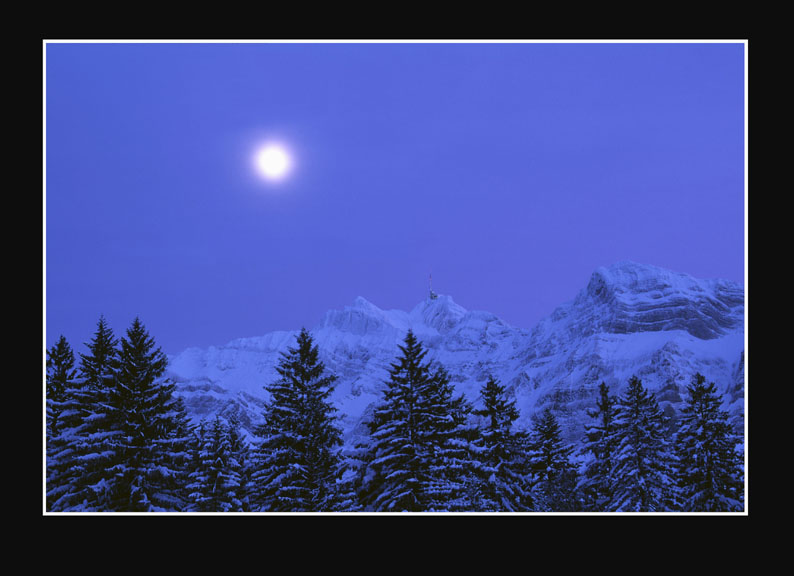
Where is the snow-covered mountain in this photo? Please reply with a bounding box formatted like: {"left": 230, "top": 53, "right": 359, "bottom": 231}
{"left": 167, "top": 261, "right": 745, "bottom": 445}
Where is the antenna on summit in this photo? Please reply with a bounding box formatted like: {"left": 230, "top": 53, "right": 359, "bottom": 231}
{"left": 429, "top": 271, "right": 438, "bottom": 300}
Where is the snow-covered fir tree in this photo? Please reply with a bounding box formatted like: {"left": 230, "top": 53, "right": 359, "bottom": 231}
{"left": 579, "top": 382, "right": 618, "bottom": 511}
{"left": 45, "top": 335, "right": 78, "bottom": 510}
{"left": 67, "top": 316, "right": 122, "bottom": 511}
{"left": 420, "top": 363, "right": 476, "bottom": 511}
{"left": 470, "top": 376, "right": 533, "bottom": 511}
{"left": 48, "top": 318, "right": 125, "bottom": 511}
{"left": 46, "top": 335, "right": 77, "bottom": 439}
{"left": 106, "top": 317, "right": 191, "bottom": 511}
{"left": 252, "top": 328, "right": 343, "bottom": 511}
{"left": 674, "top": 373, "right": 744, "bottom": 512}
{"left": 334, "top": 457, "right": 364, "bottom": 512}
{"left": 146, "top": 389, "right": 192, "bottom": 511}
{"left": 356, "top": 330, "right": 474, "bottom": 511}
{"left": 186, "top": 416, "right": 247, "bottom": 512}
{"left": 355, "top": 330, "right": 430, "bottom": 511}
{"left": 186, "top": 421, "right": 209, "bottom": 510}
{"left": 608, "top": 375, "right": 676, "bottom": 512}
{"left": 225, "top": 414, "right": 253, "bottom": 511}
{"left": 527, "top": 408, "right": 580, "bottom": 511}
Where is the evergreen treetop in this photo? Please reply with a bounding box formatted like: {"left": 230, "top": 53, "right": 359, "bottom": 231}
{"left": 78, "top": 315, "right": 119, "bottom": 390}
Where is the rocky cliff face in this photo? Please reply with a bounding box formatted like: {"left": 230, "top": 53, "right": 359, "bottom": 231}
{"left": 166, "top": 261, "right": 745, "bottom": 445}
{"left": 579, "top": 262, "right": 743, "bottom": 339}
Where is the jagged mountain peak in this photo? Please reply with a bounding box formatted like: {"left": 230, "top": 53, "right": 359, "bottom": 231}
{"left": 350, "top": 295, "right": 381, "bottom": 312}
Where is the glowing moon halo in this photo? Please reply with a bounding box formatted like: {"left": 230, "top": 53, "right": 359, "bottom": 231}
{"left": 254, "top": 143, "right": 293, "bottom": 182}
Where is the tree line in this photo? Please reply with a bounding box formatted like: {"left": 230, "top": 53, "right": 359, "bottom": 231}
{"left": 46, "top": 318, "right": 744, "bottom": 512}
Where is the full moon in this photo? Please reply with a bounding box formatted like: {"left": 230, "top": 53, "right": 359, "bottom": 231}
{"left": 254, "top": 143, "right": 292, "bottom": 181}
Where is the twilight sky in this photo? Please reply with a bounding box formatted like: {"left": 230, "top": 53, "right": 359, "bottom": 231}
{"left": 45, "top": 41, "right": 745, "bottom": 355}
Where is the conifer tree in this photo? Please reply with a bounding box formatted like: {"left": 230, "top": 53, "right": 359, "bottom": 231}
{"left": 48, "top": 318, "right": 123, "bottom": 511}
{"left": 471, "top": 376, "right": 533, "bottom": 511}
{"left": 186, "top": 421, "right": 211, "bottom": 511}
{"left": 187, "top": 416, "right": 246, "bottom": 512}
{"left": 334, "top": 457, "right": 364, "bottom": 513}
{"left": 527, "top": 408, "right": 580, "bottom": 511}
{"left": 205, "top": 417, "right": 233, "bottom": 509}
{"left": 356, "top": 330, "right": 473, "bottom": 511}
{"left": 225, "top": 415, "right": 253, "bottom": 511}
{"left": 153, "top": 392, "right": 193, "bottom": 510}
{"left": 421, "top": 363, "right": 476, "bottom": 511}
{"left": 356, "top": 330, "right": 428, "bottom": 511}
{"left": 46, "top": 335, "right": 77, "bottom": 438}
{"left": 45, "top": 335, "right": 78, "bottom": 510}
{"left": 674, "top": 373, "right": 744, "bottom": 511}
{"left": 253, "top": 328, "right": 343, "bottom": 512}
{"left": 579, "top": 382, "right": 618, "bottom": 511}
{"left": 68, "top": 315, "right": 121, "bottom": 510}
{"left": 107, "top": 317, "right": 190, "bottom": 511}
{"left": 608, "top": 375, "right": 675, "bottom": 512}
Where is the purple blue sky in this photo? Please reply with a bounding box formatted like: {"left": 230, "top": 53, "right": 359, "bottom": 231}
{"left": 45, "top": 42, "right": 745, "bottom": 355}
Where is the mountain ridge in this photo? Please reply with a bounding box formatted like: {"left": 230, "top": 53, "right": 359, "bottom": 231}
{"left": 167, "top": 261, "right": 745, "bottom": 445}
